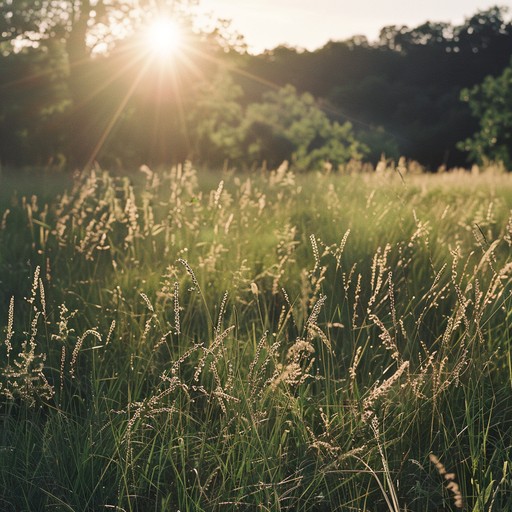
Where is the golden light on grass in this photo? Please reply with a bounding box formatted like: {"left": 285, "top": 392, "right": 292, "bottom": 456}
{"left": 146, "top": 16, "right": 183, "bottom": 58}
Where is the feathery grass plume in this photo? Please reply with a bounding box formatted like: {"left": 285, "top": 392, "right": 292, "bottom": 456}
{"left": 388, "top": 272, "right": 397, "bottom": 331}
{"left": 253, "top": 335, "right": 282, "bottom": 397}
{"left": 363, "top": 361, "right": 409, "bottom": 420}
{"left": 271, "top": 257, "right": 287, "bottom": 295}
{"left": 124, "top": 188, "right": 139, "bottom": 246}
{"left": 224, "top": 212, "right": 234, "bottom": 235}
{"left": 429, "top": 453, "right": 463, "bottom": 508}
{"left": 269, "top": 160, "right": 295, "bottom": 187}
{"left": 352, "top": 273, "right": 362, "bottom": 327}
{"left": 250, "top": 282, "right": 259, "bottom": 297}
{"left": 209, "top": 361, "right": 227, "bottom": 413}
{"left": 140, "top": 315, "right": 153, "bottom": 346}
{"left": 410, "top": 342, "right": 437, "bottom": 400}
{"left": 124, "top": 376, "right": 183, "bottom": 471}
{"left": 215, "top": 291, "right": 228, "bottom": 336}
{"left": 178, "top": 258, "right": 200, "bottom": 292}
{"left": 270, "top": 337, "right": 315, "bottom": 390}
{"left": 213, "top": 180, "right": 224, "bottom": 208}
{"left": 431, "top": 355, "right": 449, "bottom": 398}
{"left": 349, "top": 345, "right": 363, "bottom": 382}
{"left": 410, "top": 209, "right": 430, "bottom": 248}
{"left": 280, "top": 287, "right": 294, "bottom": 322}
{"left": 193, "top": 325, "right": 234, "bottom": 382}
{"left": 77, "top": 211, "right": 114, "bottom": 260}
{"left": 59, "top": 345, "right": 66, "bottom": 401}
{"left": 309, "top": 265, "right": 327, "bottom": 308}
{"left": 335, "top": 229, "right": 351, "bottom": 269}
{"left": 26, "top": 265, "right": 40, "bottom": 305}
{"left": 248, "top": 330, "right": 268, "bottom": 384}
{"left": 369, "top": 313, "right": 400, "bottom": 360}
{"left": 306, "top": 322, "right": 332, "bottom": 352}
{"left": 310, "top": 234, "right": 320, "bottom": 274}
{"left": 140, "top": 292, "right": 154, "bottom": 312}
{"left": 70, "top": 329, "right": 102, "bottom": 379}
{"left": 38, "top": 278, "right": 46, "bottom": 317}
{"left": 306, "top": 425, "right": 342, "bottom": 458}
{"left": 105, "top": 320, "right": 116, "bottom": 346}
{"left": 169, "top": 342, "right": 203, "bottom": 375}
{"left": 209, "top": 360, "right": 240, "bottom": 414}
{"left": 505, "top": 211, "right": 512, "bottom": 246}
{"left": 466, "top": 293, "right": 484, "bottom": 349}
{"left": 270, "top": 361, "right": 303, "bottom": 390}
{"left": 1, "top": 310, "right": 54, "bottom": 406}
{"left": 51, "top": 303, "right": 76, "bottom": 343}
{"left": 415, "top": 263, "right": 448, "bottom": 328}
{"left": 173, "top": 281, "right": 181, "bottom": 335}
{"left": 152, "top": 329, "right": 173, "bottom": 353}
{"left": 367, "top": 244, "right": 391, "bottom": 313}
{"left": 141, "top": 193, "right": 155, "bottom": 237}
{"left": 306, "top": 294, "right": 327, "bottom": 329}
{"left": 4, "top": 296, "right": 14, "bottom": 360}
{"left": 287, "top": 338, "right": 315, "bottom": 363}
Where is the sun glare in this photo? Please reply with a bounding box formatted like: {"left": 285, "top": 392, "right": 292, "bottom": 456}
{"left": 146, "top": 17, "right": 182, "bottom": 57}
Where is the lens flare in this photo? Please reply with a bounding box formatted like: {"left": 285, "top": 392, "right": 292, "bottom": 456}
{"left": 146, "top": 17, "right": 182, "bottom": 57}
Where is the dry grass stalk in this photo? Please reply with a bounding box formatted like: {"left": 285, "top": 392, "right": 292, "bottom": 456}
{"left": 370, "top": 314, "right": 400, "bottom": 361}
{"left": 4, "top": 296, "right": 14, "bottom": 359}
{"left": 352, "top": 273, "right": 362, "bottom": 327}
{"left": 70, "top": 329, "right": 102, "bottom": 379}
{"left": 363, "top": 361, "right": 409, "bottom": 420}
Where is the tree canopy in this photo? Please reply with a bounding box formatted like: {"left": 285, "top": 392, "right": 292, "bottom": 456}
{"left": 458, "top": 60, "right": 512, "bottom": 167}
{"left": 0, "top": 4, "right": 511, "bottom": 170}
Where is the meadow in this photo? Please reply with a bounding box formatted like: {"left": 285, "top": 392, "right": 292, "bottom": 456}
{"left": 0, "top": 161, "right": 511, "bottom": 511}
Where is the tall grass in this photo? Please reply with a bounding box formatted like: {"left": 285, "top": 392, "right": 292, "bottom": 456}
{"left": 0, "top": 161, "right": 511, "bottom": 511}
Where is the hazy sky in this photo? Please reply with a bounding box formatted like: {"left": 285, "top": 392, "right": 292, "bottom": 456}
{"left": 199, "top": 0, "right": 511, "bottom": 52}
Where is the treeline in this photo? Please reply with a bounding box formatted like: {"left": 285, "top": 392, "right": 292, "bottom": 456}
{"left": 238, "top": 6, "right": 512, "bottom": 168}
{"left": 0, "top": 3, "right": 511, "bottom": 170}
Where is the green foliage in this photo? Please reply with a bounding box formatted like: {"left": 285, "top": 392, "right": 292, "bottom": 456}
{"left": 1, "top": 6, "right": 512, "bottom": 169}
{"left": 0, "top": 0, "right": 244, "bottom": 168}
{"left": 239, "top": 6, "right": 512, "bottom": 168}
{"left": 0, "top": 40, "right": 70, "bottom": 166}
{"left": 186, "top": 73, "right": 244, "bottom": 164}
{"left": 241, "top": 85, "right": 367, "bottom": 169}
{"left": 1, "top": 5, "right": 512, "bottom": 168}
{"left": 458, "top": 61, "right": 512, "bottom": 167}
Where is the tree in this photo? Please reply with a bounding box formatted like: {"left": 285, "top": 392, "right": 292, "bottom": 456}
{"left": 458, "top": 61, "right": 512, "bottom": 167}
{"left": 455, "top": 6, "right": 510, "bottom": 53}
{"left": 241, "top": 85, "right": 367, "bottom": 170}
{"left": 0, "top": 39, "right": 70, "bottom": 166}
{"left": 186, "top": 72, "right": 244, "bottom": 164}
{"left": 2, "top": 1, "right": 201, "bottom": 163}
{"left": 0, "top": 0, "right": 243, "bottom": 167}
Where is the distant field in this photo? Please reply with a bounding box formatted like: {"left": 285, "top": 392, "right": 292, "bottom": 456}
{"left": 0, "top": 162, "right": 511, "bottom": 511}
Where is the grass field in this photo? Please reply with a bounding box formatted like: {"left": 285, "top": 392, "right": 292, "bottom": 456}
{"left": 0, "top": 161, "right": 511, "bottom": 511}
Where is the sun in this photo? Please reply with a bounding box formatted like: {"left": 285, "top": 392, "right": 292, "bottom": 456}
{"left": 146, "top": 17, "right": 182, "bottom": 57}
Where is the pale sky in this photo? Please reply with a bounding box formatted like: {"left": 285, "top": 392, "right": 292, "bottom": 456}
{"left": 199, "top": 0, "right": 512, "bottom": 53}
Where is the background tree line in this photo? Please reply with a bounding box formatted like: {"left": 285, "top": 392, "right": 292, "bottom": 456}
{"left": 0, "top": 2, "right": 511, "bottom": 170}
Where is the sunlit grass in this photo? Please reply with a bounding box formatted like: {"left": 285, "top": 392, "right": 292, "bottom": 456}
{"left": 0, "top": 162, "right": 511, "bottom": 510}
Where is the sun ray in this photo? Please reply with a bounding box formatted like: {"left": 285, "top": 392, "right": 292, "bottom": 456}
{"left": 146, "top": 17, "right": 183, "bottom": 58}
{"left": 85, "top": 56, "right": 153, "bottom": 168}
